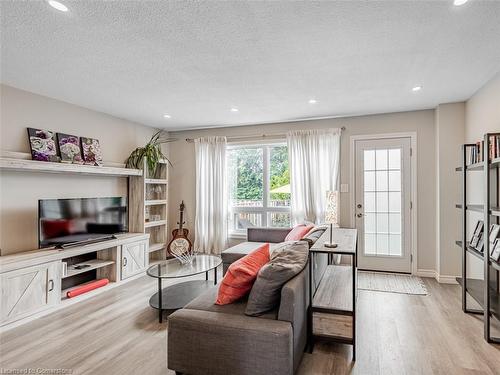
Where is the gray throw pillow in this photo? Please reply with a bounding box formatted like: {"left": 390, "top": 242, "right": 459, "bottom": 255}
{"left": 301, "top": 228, "right": 326, "bottom": 248}
{"left": 245, "top": 241, "right": 309, "bottom": 316}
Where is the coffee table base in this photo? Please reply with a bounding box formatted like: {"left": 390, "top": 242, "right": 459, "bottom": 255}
{"left": 149, "top": 280, "right": 214, "bottom": 321}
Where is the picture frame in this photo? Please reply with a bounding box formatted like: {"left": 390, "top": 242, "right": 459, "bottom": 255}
{"left": 475, "top": 233, "right": 485, "bottom": 252}
{"left": 57, "top": 133, "right": 83, "bottom": 164}
{"left": 491, "top": 239, "right": 500, "bottom": 262}
{"left": 473, "top": 220, "right": 484, "bottom": 237}
{"left": 470, "top": 220, "right": 484, "bottom": 248}
{"left": 80, "top": 137, "right": 103, "bottom": 166}
{"left": 27, "top": 128, "right": 59, "bottom": 162}
{"left": 470, "top": 235, "right": 480, "bottom": 248}
{"left": 489, "top": 223, "right": 500, "bottom": 243}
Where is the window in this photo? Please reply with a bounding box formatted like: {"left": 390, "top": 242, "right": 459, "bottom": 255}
{"left": 227, "top": 143, "right": 291, "bottom": 236}
{"left": 363, "top": 148, "right": 402, "bottom": 256}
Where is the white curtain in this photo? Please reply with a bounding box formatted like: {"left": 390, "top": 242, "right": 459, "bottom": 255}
{"left": 287, "top": 128, "right": 341, "bottom": 224}
{"left": 194, "top": 136, "right": 227, "bottom": 254}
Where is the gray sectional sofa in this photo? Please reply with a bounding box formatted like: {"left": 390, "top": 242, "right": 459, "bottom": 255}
{"left": 167, "top": 227, "right": 327, "bottom": 375}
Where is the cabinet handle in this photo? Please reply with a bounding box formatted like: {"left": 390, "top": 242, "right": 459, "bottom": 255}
{"left": 48, "top": 279, "right": 54, "bottom": 292}
{"left": 123, "top": 257, "right": 128, "bottom": 267}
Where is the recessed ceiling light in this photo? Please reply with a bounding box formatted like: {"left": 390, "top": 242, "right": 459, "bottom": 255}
{"left": 47, "top": 0, "right": 68, "bottom": 12}
{"left": 308, "top": 99, "right": 317, "bottom": 104}
{"left": 230, "top": 108, "right": 239, "bottom": 112}
{"left": 453, "top": 0, "right": 469, "bottom": 6}
{"left": 412, "top": 85, "right": 423, "bottom": 92}
{"left": 163, "top": 114, "right": 171, "bottom": 119}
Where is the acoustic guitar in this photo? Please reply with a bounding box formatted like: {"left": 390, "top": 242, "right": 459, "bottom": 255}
{"left": 167, "top": 201, "right": 192, "bottom": 258}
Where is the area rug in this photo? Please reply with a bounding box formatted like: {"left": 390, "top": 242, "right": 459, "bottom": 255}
{"left": 358, "top": 271, "right": 428, "bottom": 295}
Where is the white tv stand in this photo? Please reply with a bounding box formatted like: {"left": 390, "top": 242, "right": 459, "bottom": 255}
{"left": 0, "top": 233, "right": 150, "bottom": 330}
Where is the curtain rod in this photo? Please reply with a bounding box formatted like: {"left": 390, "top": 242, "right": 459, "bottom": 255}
{"left": 185, "top": 126, "right": 346, "bottom": 143}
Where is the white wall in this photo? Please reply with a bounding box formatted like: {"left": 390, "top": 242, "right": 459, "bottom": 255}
{"left": 168, "top": 109, "right": 437, "bottom": 272}
{"left": 464, "top": 71, "right": 500, "bottom": 278}
{"left": 0, "top": 84, "right": 159, "bottom": 255}
{"left": 435, "top": 102, "right": 465, "bottom": 280}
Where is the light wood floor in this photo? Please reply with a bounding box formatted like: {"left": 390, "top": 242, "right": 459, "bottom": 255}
{"left": 1, "top": 274, "right": 499, "bottom": 375}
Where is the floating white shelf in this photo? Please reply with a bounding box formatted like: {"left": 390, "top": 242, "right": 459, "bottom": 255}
{"left": 0, "top": 157, "right": 142, "bottom": 177}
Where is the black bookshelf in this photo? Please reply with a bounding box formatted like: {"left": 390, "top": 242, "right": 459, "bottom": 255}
{"left": 456, "top": 277, "right": 500, "bottom": 321}
{"left": 455, "top": 241, "right": 500, "bottom": 272}
{"left": 456, "top": 132, "right": 500, "bottom": 344}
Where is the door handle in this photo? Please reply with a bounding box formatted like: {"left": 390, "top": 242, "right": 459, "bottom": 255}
{"left": 48, "top": 279, "right": 54, "bottom": 292}
{"left": 123, "top": 257, "right": 128, "bottom": 267}
{"left": 357, "top": 213, "right": 365, "bottom": 218}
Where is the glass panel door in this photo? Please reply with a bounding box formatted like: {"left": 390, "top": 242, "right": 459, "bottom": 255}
{"left": 363, "top": 148, "right": 402, "bottom": 256}
{"left": 355, "top": 137, "right": 412, "bottom": 273}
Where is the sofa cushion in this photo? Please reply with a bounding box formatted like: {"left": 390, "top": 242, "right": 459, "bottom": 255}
{"left": 245, "top": 241, "right": 309, "bottom": 316}
{"left": 301, "top": 227, "right": 327, "bottom": 248}
{"left": 221, "top": 242, "right": 268, "bottom": 264}
{"left": 222, "top": 242, "right": 282, "bottom": 265}
{"left": 216, "top": 243, "right": 270, "bottom": 305}
{"left": 284, "top": 224, "right": 314, "bottom": 241}
{"left": 247, "top": 227, "right": 292, "bottom": 243}
{"left": 185, "top": 286, "right": 278, "bottom": 320}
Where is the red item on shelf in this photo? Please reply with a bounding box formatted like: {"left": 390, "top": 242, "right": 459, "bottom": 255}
{"left": 66, "top": 278, "right": 109, "bottom": 298}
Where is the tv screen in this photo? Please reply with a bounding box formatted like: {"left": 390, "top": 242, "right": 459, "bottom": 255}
{"left": 39, "top": 197, "right": 128, "bottom": 248}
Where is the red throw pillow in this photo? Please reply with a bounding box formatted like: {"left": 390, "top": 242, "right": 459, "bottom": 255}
{"left": 216, "top": 243, "right": 270, "bottom": 305}
{"left": 285, "top": 224, "right": 315, "bottom": 241}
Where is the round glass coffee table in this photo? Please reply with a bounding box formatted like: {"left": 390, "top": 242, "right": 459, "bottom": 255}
{"left": 147, "top": 254, "right": 222, "bottom": 323}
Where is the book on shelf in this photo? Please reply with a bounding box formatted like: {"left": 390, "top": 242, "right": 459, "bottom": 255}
{"left": 467, "top": 135, "right": 500, "bottom": 166}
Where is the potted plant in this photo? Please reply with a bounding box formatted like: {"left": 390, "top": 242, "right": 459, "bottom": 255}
{"left": 125, "top": 131, "right": 176, "bottom": 176}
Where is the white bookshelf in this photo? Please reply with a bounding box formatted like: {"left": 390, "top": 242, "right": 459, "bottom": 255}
{"left": 129, "top": 160, "right": 169, "bottom": 264}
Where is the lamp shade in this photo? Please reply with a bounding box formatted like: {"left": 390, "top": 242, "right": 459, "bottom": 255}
{"left": 325, "top": 191, "right": 339, "bottom": 225}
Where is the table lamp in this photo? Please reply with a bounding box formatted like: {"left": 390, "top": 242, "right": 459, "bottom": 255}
{"left": 324, "top": 190, "right": 339, "bottom": 248}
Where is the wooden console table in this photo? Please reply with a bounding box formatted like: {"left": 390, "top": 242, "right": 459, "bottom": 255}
{"left": 308, "top": 228, "right": 358, "bottom": 360}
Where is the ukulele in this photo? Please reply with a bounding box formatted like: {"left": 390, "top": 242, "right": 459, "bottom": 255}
{"left": 167, "top": 201, "right": 192, "bottom": 258}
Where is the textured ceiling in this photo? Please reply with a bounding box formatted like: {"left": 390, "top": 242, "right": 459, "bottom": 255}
{"left": 1, "top": 1, "right": 500, "bottom": 131}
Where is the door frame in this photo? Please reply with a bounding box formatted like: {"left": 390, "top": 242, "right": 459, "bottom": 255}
{"left": 349, "top": 132, "right": 418, "bottom": 275}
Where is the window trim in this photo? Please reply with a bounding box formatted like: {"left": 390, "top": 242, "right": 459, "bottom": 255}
{"left": 227, "top": 141, "right": 291, "bottom": 238}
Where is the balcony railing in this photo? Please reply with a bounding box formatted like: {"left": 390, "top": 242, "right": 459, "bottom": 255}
{"left": 231, "top": 199, "right": 290, "bottom": 207}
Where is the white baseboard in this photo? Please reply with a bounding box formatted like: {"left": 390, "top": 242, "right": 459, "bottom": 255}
{"left": 415, "top": 269, "right": 458, "bottom": 284}
{"left": 415, "top": 269, "right": 436, "bottom": 278}
{"left": 435, "top": 274, "right": 459, "bottom": 284}
{"left": 416, "top": 269, "right": 459, "bottom": 284}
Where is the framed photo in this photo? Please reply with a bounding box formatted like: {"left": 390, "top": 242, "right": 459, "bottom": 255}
{"left": 470, "top": 220, "right": 484, "bottom": 248}
{"left": 491, "top": 239, "right": 500, "bottom": 262}
{"left": 473, "top": 220, "right": 484, "bottom": 237}
{"left": 475, "top": 232, "right": 484, "bottom": 252}
{"left": 57, "top": 133, "right": 83, "bottom": 164}
{"left": 27, "top": 128, "right": 59, "bottom": 162}
{"left": 489, "top": 224, "right": 500, "bottom": 243}
{"left": 470, "top": 235, "right": 480, "bottom": 248}
{"left": 80, "top": 137, "right": 103, "bottom": 166}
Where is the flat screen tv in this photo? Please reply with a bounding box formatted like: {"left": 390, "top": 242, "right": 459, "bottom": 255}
{"left": 38, "top": 197, "right": 128, "bottom": 248}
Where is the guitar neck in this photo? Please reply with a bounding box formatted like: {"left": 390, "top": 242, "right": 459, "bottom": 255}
{"left": 179, "top": 211, "right": 184, "bottom": 230}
